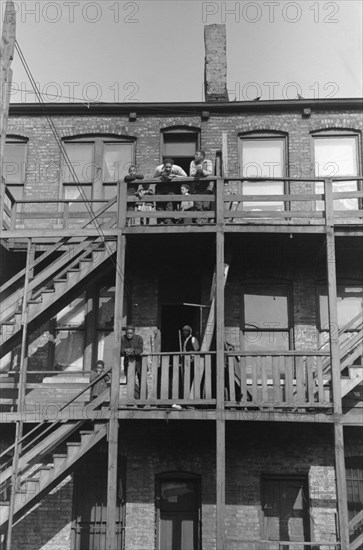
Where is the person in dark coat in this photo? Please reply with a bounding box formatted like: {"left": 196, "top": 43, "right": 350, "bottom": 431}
{"left": 121, "top": 326, "right": 144, "bottom": 398}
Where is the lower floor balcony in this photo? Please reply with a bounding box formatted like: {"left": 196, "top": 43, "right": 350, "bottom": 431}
{"left": 0, "top": 351, "right": 335, "bottom": 417}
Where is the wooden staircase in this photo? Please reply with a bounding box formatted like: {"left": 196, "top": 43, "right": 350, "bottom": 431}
{"left": 0, "top": 389, "right": 110, "bottom": 531}
{"left": 0, "top": 239, "right": 116, "bottom": 355}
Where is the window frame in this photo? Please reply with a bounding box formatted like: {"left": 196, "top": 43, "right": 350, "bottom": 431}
{"left": 60, "top": 134, "right": 136, "bottom": 204}
{"left": 311, "top": 129, "right": 362, "bottom": 210}
{"left": 316, "top": 281, "right": 363, "bottom": 351}
{"left": 4, "top": 135, "right": 29, "bottom": 200}
{"left": 238, "top": 131, "right": 289, "bottom": 211}
{"left": 240, "top": 281, "right": 294, "bottom": 352}
{"left": 160, "top": 126, "right": 201, "bottom": 175}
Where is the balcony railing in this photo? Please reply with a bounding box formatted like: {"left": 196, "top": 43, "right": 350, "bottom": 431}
{"left": 2, "top": 177, "right": 362, "bottom": 232}
{"left": 0, "top": 352, "right": 334, "bottom": 412}
{"left": 225, "top": 352, "right": 332, "bottom": 409}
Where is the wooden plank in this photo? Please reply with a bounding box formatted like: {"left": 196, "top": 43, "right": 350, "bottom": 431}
{"left": 251, "top": 356, "right": 258, "bottom": 403}
{"left": 229, "top": 210, "right": 324, "bottom": 219}
{"left": 296, "top": 356, "right": 305, "bottom": 404}
{"left": 183, "top": 356, "right": 191, "bottom": 399}
{"left": 334, "top": 423, "right": 350, "bottom": 550}
{"left": 222, "top": 133, "right": 228, "bottom": 177}
{"left": 261, "top": 356, "right": 268, "bottom": 403}
{"left": 316, "top": 356, "right": 325, "bottom": 404}
{"left": 126, "top": 360, "right": 136, "bottom": 401}
{"left": 225, "top": 192, "right": 325, "bottom": 202}
{"left": 285, "top": 356, "right": 294, "bottom": 405}
{"left": 151, "top": 355, "right": 158, "bottom": 399}
{"left": 228, "top": 356, "right": 235, "bottom": 402}
{"left": 272, "top": 356, "right": 281, "bottom": 402}
{"left": 160, "top": 355, "right": 169, "bottom": 400}
{"left": 193, "top": 355, "right": 201, "bottom": 400}
{"left": 172, "top": 354, "right": 179, "bottom": 399}
{"left": 239, "top": 356, "right": 247, "bottom": 404}
{"left": 204, "top": 355, "right": 212, "bottom": 400}
{"left": 306, "top": 356, "right": 315, "bottom": 404}
{"left": 139, "top": 356, "right": 148, "bottom": 400}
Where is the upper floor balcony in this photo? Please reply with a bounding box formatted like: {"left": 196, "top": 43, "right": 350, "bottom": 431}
{"left": 1, "top": 176, "right": 363, "bottom": 241}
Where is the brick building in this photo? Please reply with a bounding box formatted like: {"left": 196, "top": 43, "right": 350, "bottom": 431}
{"left": 0, "top": 24, "right": 362, "bottom": 550}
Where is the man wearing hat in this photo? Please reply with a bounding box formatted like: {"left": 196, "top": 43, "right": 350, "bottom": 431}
{"left": 121, "top": 326, "right": 144, "bottom": 398}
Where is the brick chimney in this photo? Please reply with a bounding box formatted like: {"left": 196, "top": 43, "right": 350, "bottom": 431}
{"left": 204, "top": 24, "right": 229, "bottom": 102}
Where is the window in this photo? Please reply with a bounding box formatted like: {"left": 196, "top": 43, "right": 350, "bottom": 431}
{"left": 318, "top": 283, "right": 363, "bottom": 354}
{"left": 346, "top": 457, "right": 363, "bottom": 523}
{"left": 62, "top": 135, "right": 134, "bottom": 213}
{"left": 239, "top": 134, "right": 287, "bottom": 211}
{"left": 156, "top": 473, "right": 201, "bottom": 550}
{"left": 53, "top": 294, "right": 87, "bottom": 371}
{"left": 241, "top": 284, "right": 292, "bottom": 351}
{"left": 161, "top": 127, "right": 200, "bottom": 175}
{"left": 261, "top": 476, "right": 310, "bottom": 545}
{"left": 313, "top": 133, "right": 361, "bottom": 210}
{"left": 3, "top": 136, "right": 28, "bottom": 200}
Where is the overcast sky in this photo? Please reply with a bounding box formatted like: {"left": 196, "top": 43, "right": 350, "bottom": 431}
{"left": 3, "top": 0, "right": 363, "bottom": 103}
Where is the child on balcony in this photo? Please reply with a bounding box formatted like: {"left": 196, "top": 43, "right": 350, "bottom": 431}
{"left": 90, "top": 360, "right": 110, "bottom": 400}
{"left": 178, "top": 183, "right": 194, "bottom": 224}
{"left": 136, "top": 182, "right": 155, "bottom": 225}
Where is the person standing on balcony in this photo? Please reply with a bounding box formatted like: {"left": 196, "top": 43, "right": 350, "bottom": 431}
{"left": 181, "top": 325, "right": 200, "bottom": 353}
{"left": 190, "top": 150, "right": 213, "bottom": 225}
{"left": 90, "top": 360, "right": 110, "bottom": 400}
{"left": 121, "top": 325, "right": 144, "bottom": 398}
{"left": 124, "top": 165, "right": 144, "bottom": 225}
{"left": 153, "top": 157, "right": 187, "bottom": 224}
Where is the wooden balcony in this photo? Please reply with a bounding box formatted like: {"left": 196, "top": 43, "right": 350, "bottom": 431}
{"left": 0, "top": 352, "right": 334, "bottom": 417}
{"left": 1, "top": 177, "right": 362, "bottom": 240}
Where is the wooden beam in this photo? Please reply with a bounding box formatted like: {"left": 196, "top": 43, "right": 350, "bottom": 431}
{"left": 324, "top": 179, "right": 350, "bottom": 549}
{"left": 106, "top": 233, "right": 126, "bottom": 550}
{"left": 216, "top": 176, "right": 226, "bottom": 548}
{"left": 221, "top": 132, "right": 228, "bottom": 177}
{"left": 334, "top": 423, "right": 350, "bottom": 550}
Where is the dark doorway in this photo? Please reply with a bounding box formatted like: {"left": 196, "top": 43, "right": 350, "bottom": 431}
{"left": 72, "top": 454, "right": 125, "bottom": 550}
{"left": 160, "top": 304, "right": 199, "bottom": 352}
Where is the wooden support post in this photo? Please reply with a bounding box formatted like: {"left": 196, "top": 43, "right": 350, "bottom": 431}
{"left": 0, "top": 1, "right": 16, "bottom": 231}
{"left": 216, "top": 175, "right": 226, "bottom": 549}
{"left": 106, "top": 234, "right": 126, "bottom": 550}
{"left": 324, "top": 178, "right": 349, "bottom": 549}
{"left": 117, "top": 178, "right": 127, "bottom": 228}
{"left": 6, "top": 237, "right": 31, "bottom": 550}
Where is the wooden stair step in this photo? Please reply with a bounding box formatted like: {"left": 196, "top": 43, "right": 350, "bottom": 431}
{"left": 52, "top": 454, "right": 68, "bottom": 468}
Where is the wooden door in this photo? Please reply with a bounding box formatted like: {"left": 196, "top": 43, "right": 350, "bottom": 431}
{"left": 157, "top": 477, "right": 200, "bottom": 550}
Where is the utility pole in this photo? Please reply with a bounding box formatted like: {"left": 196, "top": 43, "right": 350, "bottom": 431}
{"left": 0, "top": 0, "right": 16, "bottom": 229}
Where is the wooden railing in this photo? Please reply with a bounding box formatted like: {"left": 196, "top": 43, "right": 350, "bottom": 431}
{"left": 349, "top": 509, "right": 363, "bottom": 550}
{"left": 225, "top": 352, "right": 332, "bottom": 408}
{"left": 7, "top": 197, "right": 117, "bottom": 230}
{"left": 1, "top": 352, "right": 337, "bottom": 411}
{"left": 1, "top": 186, "right": 15, "bottom": 230}
{"left": 2, "top": 177, "right": 362, "bottom": 231}
{"left": 226, "top": 540, "right": 340, "bottom": 550}
{"left": 124, "top": 352, "right": 216, "bottom": 407}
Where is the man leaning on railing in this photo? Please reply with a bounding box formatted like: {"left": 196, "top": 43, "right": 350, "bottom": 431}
{"left": 121, "top": 325, "right": 144, "bottom": 398}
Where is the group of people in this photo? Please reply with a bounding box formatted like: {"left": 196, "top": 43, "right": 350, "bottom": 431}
{"left": 124, "top": 151, "right": 214, "bottom": 225}
{"left": 90, "top": 325, "right": 199, "bottom": 400}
